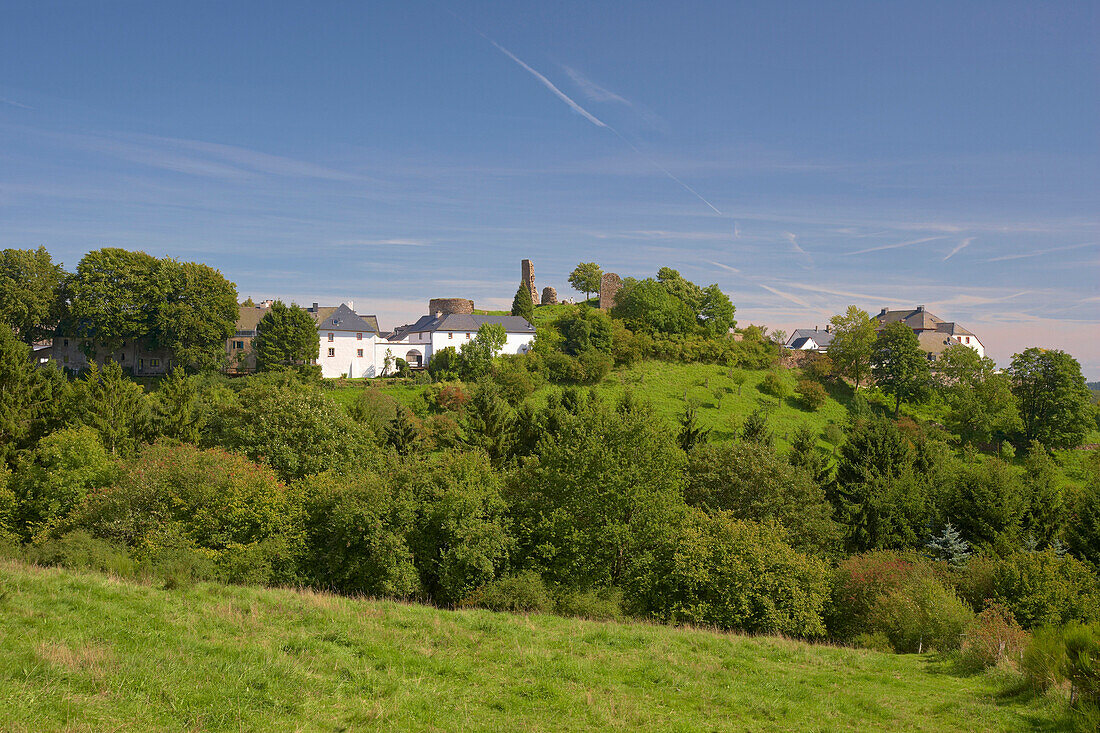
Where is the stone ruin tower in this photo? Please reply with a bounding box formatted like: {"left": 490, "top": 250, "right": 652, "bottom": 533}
{"left": 599, "top": 272, "right": 622, "bottom": 310}
{"left": 521, "top": 259, "right": 540, "bottom": 306}
{"left": 429, "top": 298, "right": 474, "bottom": 316}
{"left": 541, "top": 286, "right": 558, "bottom": 305}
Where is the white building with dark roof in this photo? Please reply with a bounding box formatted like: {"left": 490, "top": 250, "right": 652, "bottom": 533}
{"left": 784, "top": 327, "right": 834, "bottom": 352}
{"left": 314, "top": 303, "right": 384, "bottom": 378}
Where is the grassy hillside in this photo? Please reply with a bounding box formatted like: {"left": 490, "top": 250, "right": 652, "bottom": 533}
{"left": 0, "top": 560, "right": 1064, "bottom": 732}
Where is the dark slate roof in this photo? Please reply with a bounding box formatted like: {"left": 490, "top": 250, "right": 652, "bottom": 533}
{"left": 789, "top": 336, "right": 812, "bottom": 349}
{"left": 875, "top": 307, "right": 945, "bottom": 331}
{"left": 787, "top": 328, "right": 834, "bottom": 348}
{"left": 317, "top": 303, "right": 379, "bottom": 333}
{"left": 399, "top": 313, "right": 536, "bottom": 335}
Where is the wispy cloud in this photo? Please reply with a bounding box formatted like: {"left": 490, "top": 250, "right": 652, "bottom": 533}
{"left": 706, "top": 260, "right": 741, "bottom": 274}
{"left": 0, "top": 97, "right": 33, "bottom": 110}
{"left": 487, "top": 40, "right": 608, "bottom": 128}
{"left": 562, "top": 66, "right": 632, "bottom": 106}
{"left": 984, "top": 241, "right": 1098, "bottom": 263}
{"left": 943, "top": 236, "right": 975, "bottom": 261}
{"left": 844, "top": 235, "right": 948, "bottom": 256}
{"left": 783, "top": 231, "right": 814, "bottom": 268}
{"left": 333, "top": 238, "right": 430, "bottom": 247}
{"left": 756, "top": 281, "right": 820, "bottom": 311}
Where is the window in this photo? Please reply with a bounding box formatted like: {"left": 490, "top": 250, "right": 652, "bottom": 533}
{"left": 150, "top": 358, "right": 160, "bottom": 368}
{"left": 449, "top": 333, "right": 453, "bottom": 339}
{"left": 328, "top": 333, "right": 334, "bottom": 342}
{"left": 234, "top": 340, "right": 244, "bottom": 349}
{"left": 357, "top": 332, "right": 362, "bottom": 340}
{"left": 465, "top": 333, "right": 471, "bottom": 339}
{"left": 965, "top": 337, "right": 970, "bottom": 344}
{"left": 63, "top": 339, "right": 69, "bottom": 347}
{"left": 357, "top": 349, "right": 363, "bottom": 357}
{"left": 119, "top": 354, "right": 125, "bottom": 362}
{"left": 327, "top": 348, "right": 335, "bottom": 357}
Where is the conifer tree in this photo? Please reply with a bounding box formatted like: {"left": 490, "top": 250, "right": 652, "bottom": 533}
{"left": 926, "top": 523, "right": 971, "bottom": 566}
{"left": 511, "top": 282, "right": 533, "bottom": 321}
{"left": 677, "top": 405, "right": 710, "bottom": 452}
{"left": 385, "top": 406, "right": 420, "bottom": 456}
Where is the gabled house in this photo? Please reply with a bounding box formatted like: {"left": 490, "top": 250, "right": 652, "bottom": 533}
{"left": 784, "top": 327, "right": 834, "bottom": 352}
{"left": 874, "top": 305, "right": 984, "bottom": 359}
{"left": 226, "top": 304, "right": 269, "bottom": 374}
{"left": 386, "top": 312, "right": 536, "bottom": 368}
{"left": 315, "top": 303, "right": 383, "bottom": 378}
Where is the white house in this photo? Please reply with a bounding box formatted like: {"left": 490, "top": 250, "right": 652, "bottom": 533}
{"left": 309, "top": 301, "right": 537, "bottom": 378}
{"left": 384, "top": 312, "right": 536, "bottom": 367}
{"left": 784, "top": 327, "right": 833, "bottom": 353}
{"left": 314, "top": 303, "right": 383, "bottom": 378}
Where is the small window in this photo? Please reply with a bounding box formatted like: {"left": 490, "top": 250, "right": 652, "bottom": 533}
{"left": 356, "top": 332, "right": 362, "bottom": 340}
{"left": 327, "top": 348, "right": 335, "bottom": 357}
{"left": 965, "top": 337, "right": 970, "bottom": 344}
{"left": 328, "top": 333, "right": 334, "bottom": 342}
{"left": 357, "top": 349, "right": 363, "bottom": 357}
{"left": 63, "top": 339, "right": 69, "bottom": 347}
{"left": 150, "top": 358, "right": 160, "bottom": 367}
{"left": 119, "top": 354, "right": 125, "bottom": 362}
{"left": 448, "top": 333, "right": 453, "bottom": 339}
{"left": 466, "top": 333, "right": 471, "bottom": 339}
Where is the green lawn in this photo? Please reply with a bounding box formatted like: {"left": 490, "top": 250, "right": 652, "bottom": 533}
{"left": 0, "top": 560, "right": 1065, "bottom": 732}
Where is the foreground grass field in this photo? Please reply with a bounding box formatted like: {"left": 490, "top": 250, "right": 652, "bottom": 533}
{"left": 0, "top": 561, "right": 1065, "bottom": 732}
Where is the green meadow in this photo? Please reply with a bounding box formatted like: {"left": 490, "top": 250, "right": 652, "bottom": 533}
{"left": 0, "top": 560, "right": 1066, "bottom": 732}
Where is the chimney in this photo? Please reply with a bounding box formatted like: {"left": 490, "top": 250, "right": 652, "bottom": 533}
{"left": 825, "top": 324, "right": 831, "bottom": 333}
{"left": 879, "top": 307, "right": 888, "bottom": 317}
{"left": 312, "top": 302, "right": 318, "bottom": 312}
{"left": 347, "top": 300, "right": 354, "bottom": 312}
{"left": 916, "top": 305, "right": 925, "bottom": 312}
{"left": 814, "top": 325, "right": 818, "bottom": 332}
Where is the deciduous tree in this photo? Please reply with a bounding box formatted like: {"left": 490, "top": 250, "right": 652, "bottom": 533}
{"left": 1009, "top": 347, "right": 1093, "bottom": 449}
{"left": 0, "top": 246, "right": 67, "bottom": 345}
{"left": 568, "top": 262, "right": 602, "bottom": 303}
{"left": 253, "top": 300, "right": 319, "bottom": 372}
{"left": 871, "top": 322, "right": 931, "bottom": 418}
{"left": 828, "top": 306, "right": 877, "bottom": 389}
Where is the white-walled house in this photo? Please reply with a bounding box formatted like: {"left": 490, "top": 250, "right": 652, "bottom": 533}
{"left": 875, "top": 306, "right": 985, "bottom": 360}
{"left": 310, "top": 302, "right": 537, "bottom": 378}
{"left": 314, "top": 303, "right": 383, "bottom": 378}
{"left": 784, "top": 327, "right": 833, "bottom": 352}
{"left": 384, "top": 313, "right": 536, "bottom": 367}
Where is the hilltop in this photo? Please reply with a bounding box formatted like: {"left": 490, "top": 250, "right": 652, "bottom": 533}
{"left": 0, "top": 560, "right": 1064, "bottom": 732}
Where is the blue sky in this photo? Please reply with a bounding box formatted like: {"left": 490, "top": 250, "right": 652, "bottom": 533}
{"left": 1, "top": 1, "right": 1097, "bottom": 375}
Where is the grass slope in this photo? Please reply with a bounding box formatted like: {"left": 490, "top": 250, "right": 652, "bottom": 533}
{"left": 0, "top": 561, "right": 1062, "bottom": 732}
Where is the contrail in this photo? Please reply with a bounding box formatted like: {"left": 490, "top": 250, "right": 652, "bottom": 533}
{"left": 943, "top": 237, "right": 974, "bottom": 261}
{"left": 479, "top": 29, "right": 723, "bottom": 215}
{"left": 487, "top": 40, "right": 608, "bottom": 128}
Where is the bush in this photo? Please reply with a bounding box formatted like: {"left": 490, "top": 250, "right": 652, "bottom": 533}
{"left": 761, "top": 369, "right": 792, "bottom": 400}
{"left": 827, "top": 551, "right": 920, "bottom": 642}
{"left": 460, "top": 571, "right": 552, "bottom": 613}
{"left": 958, "top": 602, "right": 1029, "bottom": 671}
{"left": 1063, "top": 623, "right": 1100, "bottom": 709}
{"left": 544, "top": 352, "right": 587, "bottom": 384}
{"left": 554, "top": 586, "right": 623, "bottom": 621}
{"left": 300, "top": 470, "right": 420, "bottom": 599}
{"left": 797, "top": 378, "right": 828, "bottom": 411}
{"left": 576, "top": 349, "right": 612, "bottom": 384}
{"left": 59, "top": 442, "right": 306, "bottom": 587}
{"left": 434, "top": 383, "right": 471, "bottom": 412}
{"left": 637, "top": 511, "right": 830, "bottom": 638}
{"left": 26, "top": 531, "right": 136, "bottom": 578}
{"left": 990, "top": 549, "right": 1100, "bottom": 628}
{"left": 869, "top": 575, "right": 974, "bottom": 653}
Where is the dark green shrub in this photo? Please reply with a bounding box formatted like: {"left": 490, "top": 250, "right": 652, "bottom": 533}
{"left": 798, "top": 378, "right": 828, "bottom": 411}
{"left": 300, "top": 470, "right": 420, "bottom": 599}
{"left": 460, "top": 571, "right": 552, "bottom": 614}
{"left": 576, "top": 349, "right": 612, "bottom": 384}
{"left": 544, "top": 352, "right": 587, "bottom": 384}
{"left": 27, "top": 531, "right": 136, "bottom": 578}
{"left": 554, "top": 586, "right": 623, "bottom": 621}
{"left": 636, "top": 511, "right": 830, "bottom": 638}
{"left": 990, "top": 549, "right": 1100, "bottom": 628}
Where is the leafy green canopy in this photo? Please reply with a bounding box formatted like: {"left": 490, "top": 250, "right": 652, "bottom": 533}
{"left": 871, "top": 321, "right": 931, "bottom": 418}
{"left": 0, "top": 246, "right": 67, "bottom": 345}
{"left": 567, "top": 262, "right": 602, "bottom": 302}
{"left": 611, "top": 268, "right": 734, "bottom": 336}
{"left": 828, "top": 306, "right": 877, "bottom": 389}
{"left": 252, "top": 300, "right": 319, "bottom": 373}
{"left": 1009, "top": 347, "right": 1093, "bottom": 449}
{"left": 65, "top": 248, "right": 238, "bottom": 372}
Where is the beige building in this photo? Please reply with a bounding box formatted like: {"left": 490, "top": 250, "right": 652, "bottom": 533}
{"left": 874, "top": 306, "right": 984, "bottom": 360}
